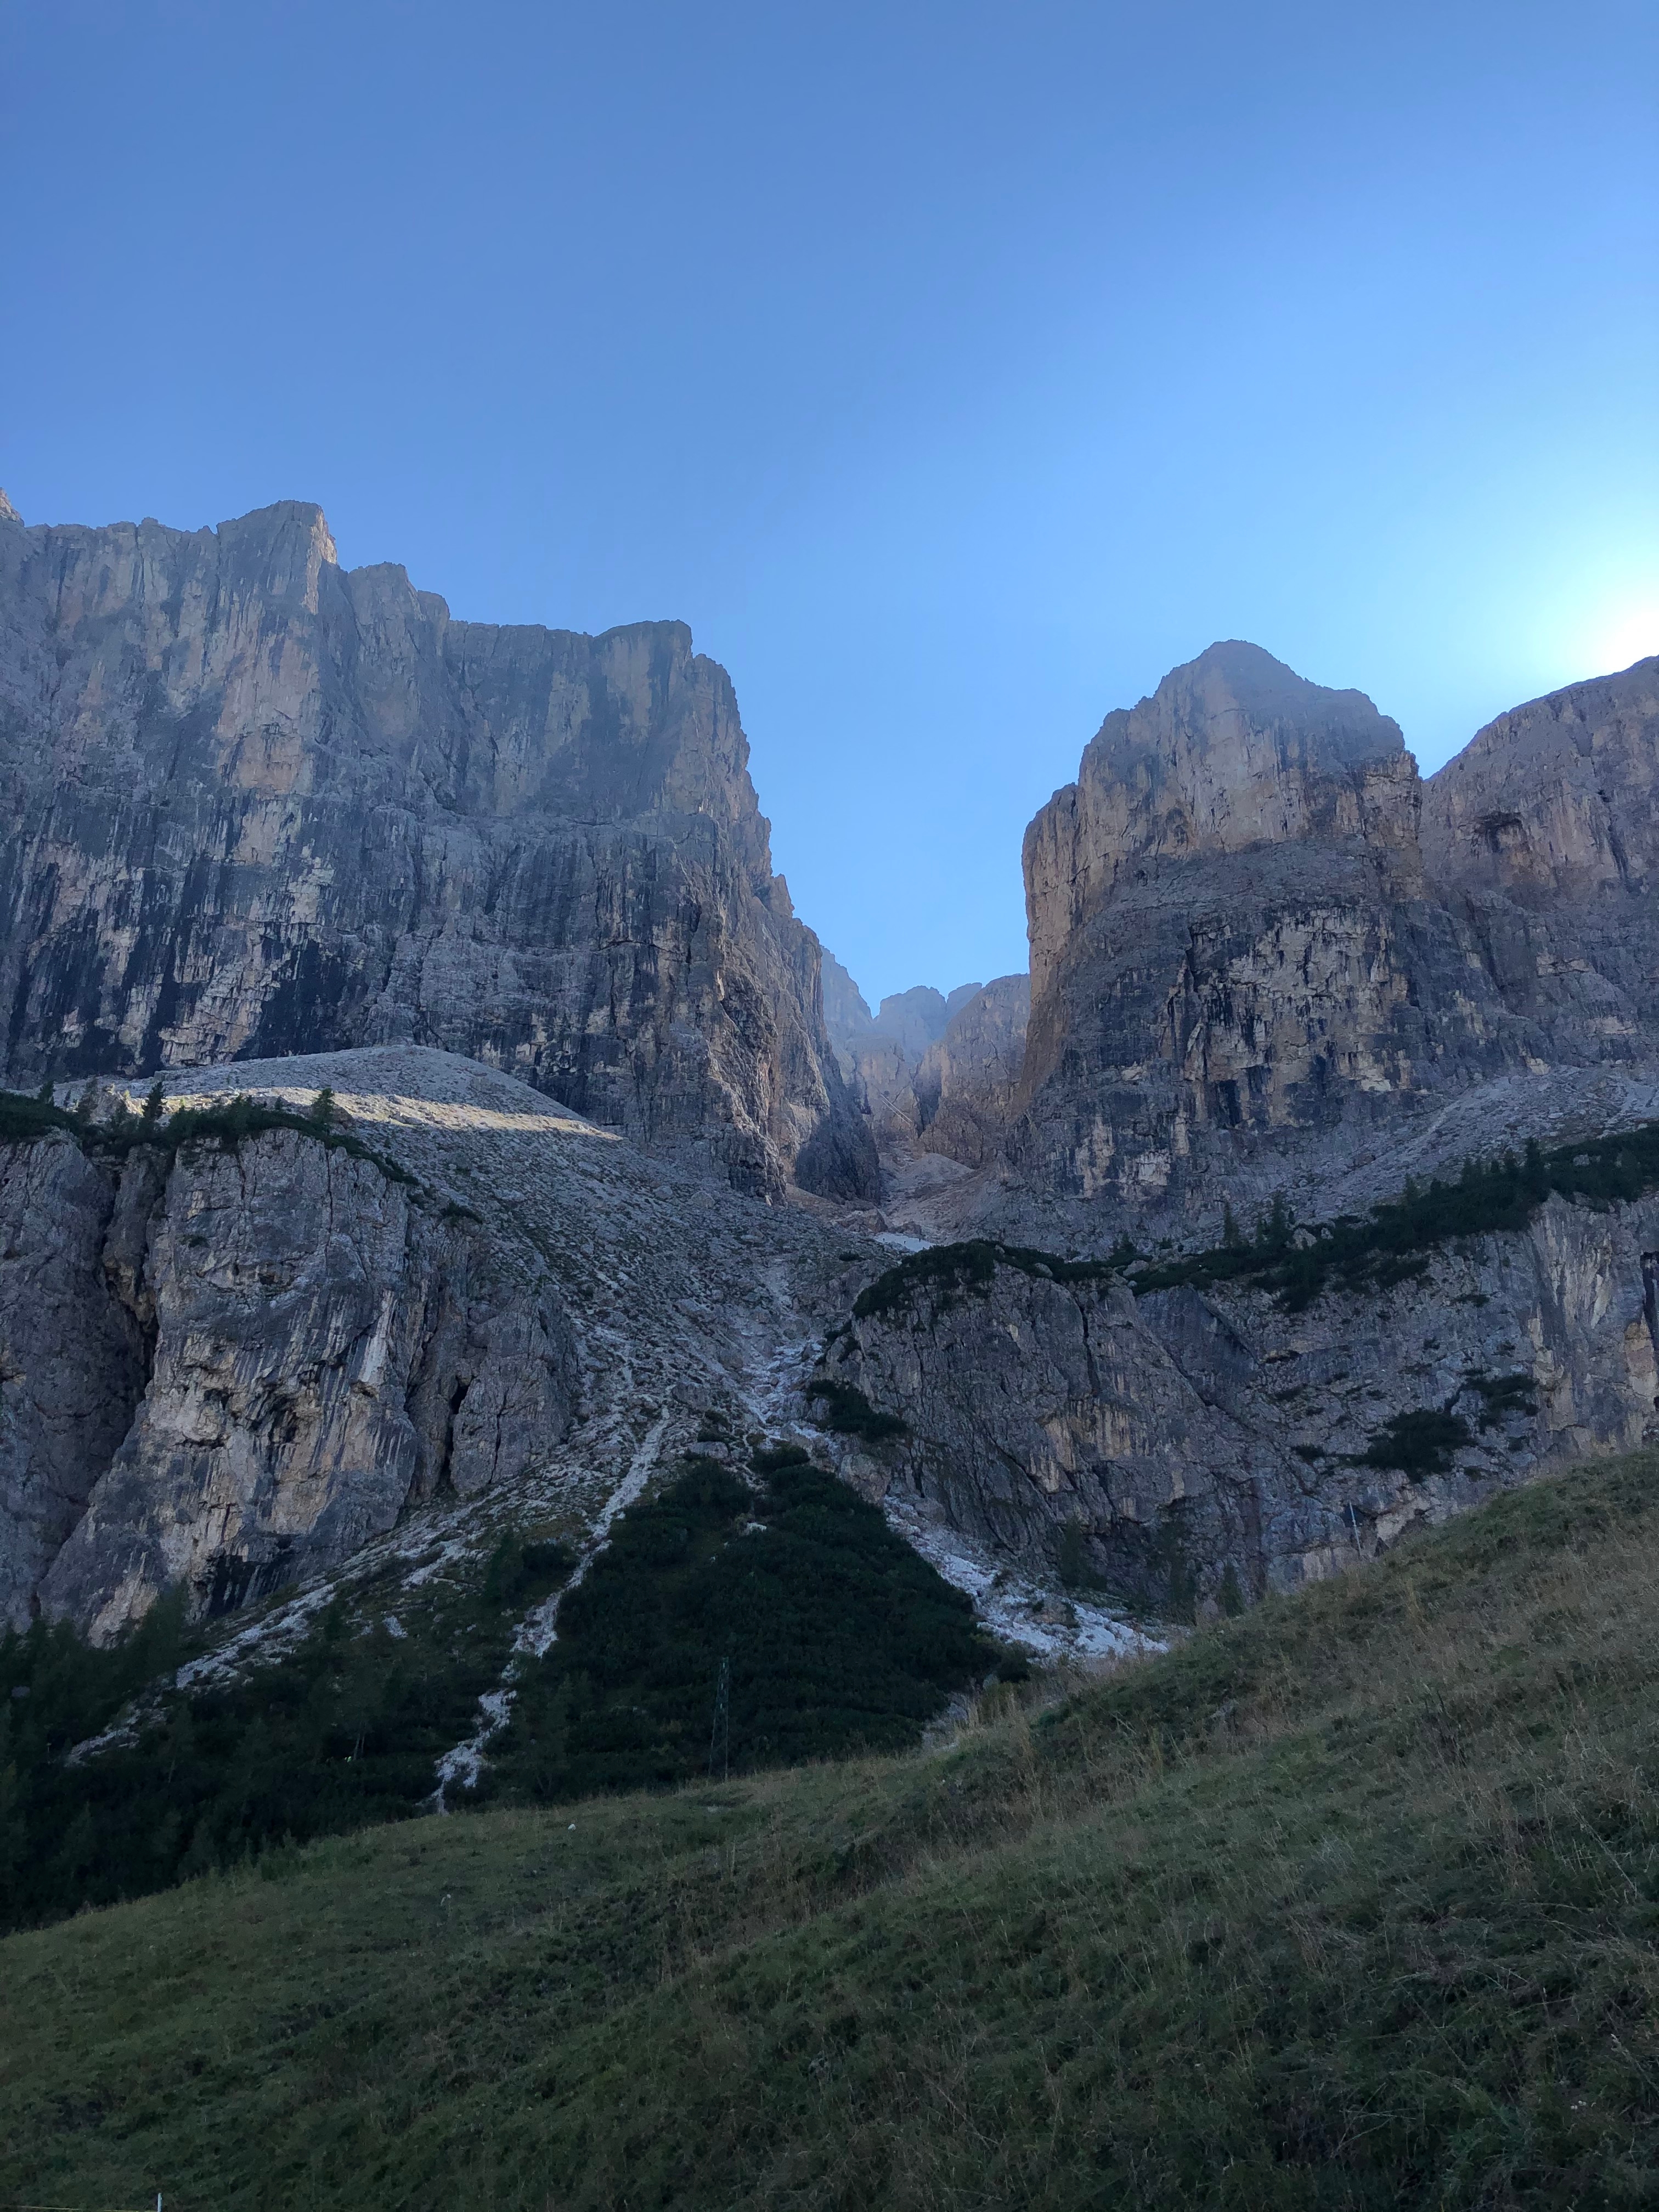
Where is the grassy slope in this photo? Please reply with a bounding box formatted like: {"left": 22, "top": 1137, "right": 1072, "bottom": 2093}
{"left": 5, "top": 1452, "right": 1659, "bottom": 2211}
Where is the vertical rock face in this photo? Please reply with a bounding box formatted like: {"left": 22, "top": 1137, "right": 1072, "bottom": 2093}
{"left": 820, "top": 958, "right": 1030, "bottom": 1177}
{"left": 1421, "top": 657, "right": 1659, "bottom": 1067}
{"left": 815, "top": 1187, "right": 1659, "bottom": 1609}
{"left": 0, "top": 499, "right": 874, "bottom": 1199}
{"left": 0, "top": 1042, "right": 876, "bottom": 1641}
{"left": 1024, "top": 641, "right": 1422, "bottom": 1003}
{"left": 1013, "top": 644, "right": 1659, "bottom": 1225}
{"left": 1, "top": 1115, "right": 578, "bottom": 1641}
{"left": 820, "top": 950, "right": 876, "bottom": 1046}
{"left": 0, "top": 1138, "right": 151, "bottom": 1628}
{"left": 911, "top": 974, "right": 1030, "bottom": 1168}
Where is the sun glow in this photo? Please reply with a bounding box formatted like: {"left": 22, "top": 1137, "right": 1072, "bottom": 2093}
{"left": 1579, "top": 601, "right": 1659, "bottom": 678}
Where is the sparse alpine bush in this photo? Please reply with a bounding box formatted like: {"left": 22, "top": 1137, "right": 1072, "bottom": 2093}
{"left": 804, "top": 1377, "right": 907, "bottom": 1442}
{"left": 1358, "top": 1407, "right": 1473, "bottom": 1479}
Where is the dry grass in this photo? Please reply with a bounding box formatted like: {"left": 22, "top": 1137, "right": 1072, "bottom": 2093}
{"left": 5, "top": 1449, "right": 1659, "bottom": 2210}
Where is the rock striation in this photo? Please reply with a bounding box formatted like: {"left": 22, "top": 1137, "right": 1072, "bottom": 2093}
{"left": 0, "top": 498, "right": 873, "bottom": 1200}
{"left": 911, "top": 974, "right": 1031, "bottom": 1169}
{"left": 1012, "top": 643, "right": 1659, "bottom": 1231}
{"left": 0, "top": 1046, "right": 871, "bottom": 1640}
{"left": 812, "top": 1178, "right": 1659, "bottom": 1610}
{"left": 822, "top": 962, "right": 1030, "bottom": 1178}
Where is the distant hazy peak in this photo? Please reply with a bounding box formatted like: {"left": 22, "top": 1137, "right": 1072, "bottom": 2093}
{"left": 820, "top": 951, "right": 874, "bottom": 1043}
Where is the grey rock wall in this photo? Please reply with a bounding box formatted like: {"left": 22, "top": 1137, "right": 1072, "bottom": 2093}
{"left": 1012, "top": 645, "right": 1659, "bottom": 1231}
{"left": 0, "top": 498, "right": 874, "bottom": 1200}
{"left": 814, "top": 1190, "right": 1659, "bottom": 1609}
{"left": 0, "top": 1138, "right": 151, "bottom": 1628}
{"left": 1, "top": 1116, "right": 576, "bottom": 1639}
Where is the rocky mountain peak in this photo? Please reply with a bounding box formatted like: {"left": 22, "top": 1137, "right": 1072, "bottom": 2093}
{"left": 1027, "top": 642, "right": 1419, "bottom": 998}
{"left": 1424, "top": 654, "right": 1659, "bottom": 904}
{"left": 0, "top": 489, "right": 21, "bottom": 526}
{"left": 1076, "top": 638, "right": 1410, "bottom": 858}
{"left": 0, "top": 500, "right": 874, "bottom": 1201}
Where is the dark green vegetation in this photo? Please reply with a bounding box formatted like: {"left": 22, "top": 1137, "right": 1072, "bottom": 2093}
{"left": 803, "top": 1374, "right": 908, "bottom": 1440}
{"left": 0, "top": 1536, "right": 573, "bottom": 1936}
{"left": 0, "top": 1081, "right": 417, "bottom": 1185}
{"left": 850, "top": 1122, "right": 1659, "bottom": 1327}
{"left": 1357, "top": 1406, "right": 1472, "bottom": 1477}
{"left": 1355, "top": 1372, "right": 1544, "bottom": 1481}
{"left": 490, "top": 1455, "right": 995, "bottom": 1801}
{"left": 1134, "top": 1124, "right": 1659, "bottom": 1311}
{"left": 852, "top": 1233, "right": 1132, "bottom": 1321}
{"left": 0, "top": 1458, "right": 994, "bottom": 1937}
{"left": 6, "top": 1449, "right": 1659, "bottom": 2210}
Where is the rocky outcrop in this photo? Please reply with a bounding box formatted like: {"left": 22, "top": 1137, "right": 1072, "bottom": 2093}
{"left": 812, "top": 1186, "right": 1659, "bottom": 1609}
{"left": 0, "top": 1045, "right": 875, "bottom": 1641}
{"left": 820, "top": 951, "right": 876, "bottom": 1048}
{"left": 1012, "top": 644, "right": 1659, "bottom": 1233}
{"left": 0, "top": 498, "right": 874, "bottom": 1201}
{"left": 822, "top": 963, "right": 1030, "bottom": 1176}
{"left": 0, "top": 1138, "right": 151, "bottom": 1629}
{"left": 3, "top": 1115, "right": 576, "bottom": 1640}
{"left": 1421, "top": 657, "right": 1659, "bottom": 1069}
{"left": 912, "top": 975, "right": 1030, "bottom": 1169}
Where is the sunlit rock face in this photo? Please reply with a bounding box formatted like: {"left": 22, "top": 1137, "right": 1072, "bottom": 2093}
{"left": 1012, "top": 644, "right": 1659, "bottom": 1224}
{"left": 0, "top": 499, "right": 874, "bottom": 1200}
{"left": 1420, "top": 657, "right": 1659, "bottom": 1068}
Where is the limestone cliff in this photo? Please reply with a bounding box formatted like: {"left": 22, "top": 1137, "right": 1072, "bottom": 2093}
{"left": 0, "top": 1046, "right": 873, "bottom": 1640}
{"left": 822, "top": 963, "right": 1030, "bottom": 1180}
{"left": 2, "top": 1099, "right": 577, "bottom": 1640}
{"left": 0, "top": 498, "right": 874, "bottom": 1200}
{"left": 810, "top": 1183, "right": 1659, "bottom": 1610}
{"left": 912, "top": 974, "right": 1030, "bottom": 1169}
{"left": 1421, "top": 656, "right": 1659, "bottom": 1069}
{"left": 1012, "top": 644, "right": 1659, "bottom": 1229}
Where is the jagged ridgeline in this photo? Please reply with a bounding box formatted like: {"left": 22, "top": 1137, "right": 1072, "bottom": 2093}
{"left": 0, "top": 1450, "right": 1006, "bottom": 1936}
{"left": 0, "top": 1081, "right": 417, "bottom": 1186}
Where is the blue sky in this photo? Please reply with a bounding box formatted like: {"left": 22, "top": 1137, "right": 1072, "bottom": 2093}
{"left": 4, "top": 1, "right": 1655, "bottom": 1003}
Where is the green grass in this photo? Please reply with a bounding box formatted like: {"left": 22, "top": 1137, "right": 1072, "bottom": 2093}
{"left": 0, "top": 1458, "right": 996, "bottom": 1938}
{"left": 5, "top": 1448, "right": 1659, "bottom": 2209}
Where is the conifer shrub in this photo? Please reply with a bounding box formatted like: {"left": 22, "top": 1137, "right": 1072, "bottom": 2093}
{"left": 848, "top": 1121, "right": 1659, "bottom": 1325}
{"left": 1358, "top": 1407, "right": 1473, "bottom": 1479}
{"left": 1134, "top": 1123, "right": 1659, "bottom": 1310}
{"left": 804, "top": 1377, "right": 907, "bottom": 1441}
{"left": 491, "top": 1455, "right": 996, "bottom": 1802}
{"left": 0, "top": 1533, "right": 573, "bottom": 1936}
{"left": 0, "top": 1082, "right": 417, "bottom": 1187}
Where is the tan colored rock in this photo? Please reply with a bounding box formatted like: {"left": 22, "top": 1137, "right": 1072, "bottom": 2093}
{"left": 1011, "top": 642, "right": 1659, "bottom": 1230}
